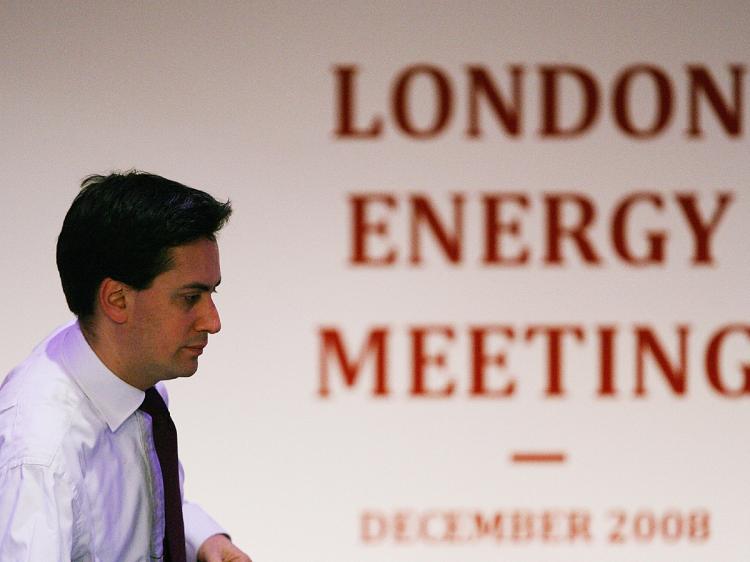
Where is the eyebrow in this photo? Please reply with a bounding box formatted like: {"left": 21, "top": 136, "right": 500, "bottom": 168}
{"left": 178, "top": 279, "right": 221, "bottom": 292}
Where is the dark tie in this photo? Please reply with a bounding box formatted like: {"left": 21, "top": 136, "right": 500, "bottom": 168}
{"left": 139, "top": 387, "right": 187, "bottom": 562}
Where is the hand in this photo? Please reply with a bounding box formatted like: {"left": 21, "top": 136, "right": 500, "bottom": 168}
{"left": 197, "top": 534, "right": 252, "bottom": 562}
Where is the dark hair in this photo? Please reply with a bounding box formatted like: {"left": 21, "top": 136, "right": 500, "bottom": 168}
{"left": 56, "top": 170, "right": 232, "bottom": 322}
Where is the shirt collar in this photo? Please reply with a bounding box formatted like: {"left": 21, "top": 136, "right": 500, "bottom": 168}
{"left": 60, "top": 321, "right": 145, "bottom": 432}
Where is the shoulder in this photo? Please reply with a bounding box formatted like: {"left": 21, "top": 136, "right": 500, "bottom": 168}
{"left": 0, "top": 325, "right": 86, "bottom": 470}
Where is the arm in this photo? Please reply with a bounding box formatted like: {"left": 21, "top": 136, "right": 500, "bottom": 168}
{"left": 0, "top": 463, "right": 82, "bottom": 560}
{"left": 179, "top": 466, "right": 252, "bottom": 561}
{"left": 160, "top": 384, "right": 251, "bottom": 562}
{"left": 182, "top": 496, "right": 231, "bottom": 561}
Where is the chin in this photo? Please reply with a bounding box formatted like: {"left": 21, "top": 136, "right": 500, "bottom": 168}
{"left": 178, "top": 364, "right": 199, "bottom": 378}
{"left": 163, "top": 363, "right": 199, "bottom": 380}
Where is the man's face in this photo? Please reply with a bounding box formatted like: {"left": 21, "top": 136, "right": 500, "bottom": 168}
{"left": 125, "top": 238, "right": 222, "bottom": 384}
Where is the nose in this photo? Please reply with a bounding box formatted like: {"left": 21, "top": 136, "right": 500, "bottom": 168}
{"left": 196, "top": 295, "right": 221, "bottom": 334}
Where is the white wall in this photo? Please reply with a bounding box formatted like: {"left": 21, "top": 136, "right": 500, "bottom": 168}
{"left": 1, "top": 2, "right": 748, "bottom": 560}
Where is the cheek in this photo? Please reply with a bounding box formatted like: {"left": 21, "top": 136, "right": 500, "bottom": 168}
{"left": 160, "top": 315, "right": 198, "bottom": 347}
{"left": 133, "top": 299, "right": 197, "bottom": 349}
{"left": 135, "top": 313, "right": 179, "bottom": 354}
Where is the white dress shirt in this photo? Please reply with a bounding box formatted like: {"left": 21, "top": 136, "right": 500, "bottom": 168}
{"left": 0, "top": 321, "right": 226, "bottom": 561}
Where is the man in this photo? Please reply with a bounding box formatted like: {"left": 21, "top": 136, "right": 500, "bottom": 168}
{"left": 0, "top": 171, "right": 252, "bottom": 561}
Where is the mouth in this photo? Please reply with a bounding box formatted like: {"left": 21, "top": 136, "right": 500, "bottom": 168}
{"left": 184, "top": 344, "right": 207, "bottom": 356}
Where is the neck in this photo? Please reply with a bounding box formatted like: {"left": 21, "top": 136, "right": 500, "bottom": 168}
{"left": 81, "top": 320, "right": 151, "bottom": 390}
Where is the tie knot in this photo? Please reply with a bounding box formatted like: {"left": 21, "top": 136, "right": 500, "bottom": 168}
{"left": 139, "top": 387, "right": 169, "bottom": 416}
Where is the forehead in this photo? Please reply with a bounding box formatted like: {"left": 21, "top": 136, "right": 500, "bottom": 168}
{"left": 158, "top": 239, "right": 221, "bottom": 286}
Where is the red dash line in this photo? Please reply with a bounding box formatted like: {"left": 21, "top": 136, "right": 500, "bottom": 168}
{"left": 511, "top": 452, "right": 566, "bottom": 464}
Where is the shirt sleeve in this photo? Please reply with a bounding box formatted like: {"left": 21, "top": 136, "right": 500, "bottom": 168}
{"left": 158, "top": 383, "right": 229, "bottom": 561}
{"left": 183, "top": 499, "right": 229, "bottom": 562}
{"left": 178, "top": 460, "right": 229, "bottom": 562}
{"left": 0, "top": 462, "right": 81, "bottom": 561}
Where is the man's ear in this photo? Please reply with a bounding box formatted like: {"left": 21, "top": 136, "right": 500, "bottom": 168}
{"left": 98, "top": 278, "right": 131, "bottom": 324}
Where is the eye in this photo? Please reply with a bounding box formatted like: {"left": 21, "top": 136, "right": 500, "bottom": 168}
{"left": 183, "top": 294, "right": 201, "bottom": 307}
